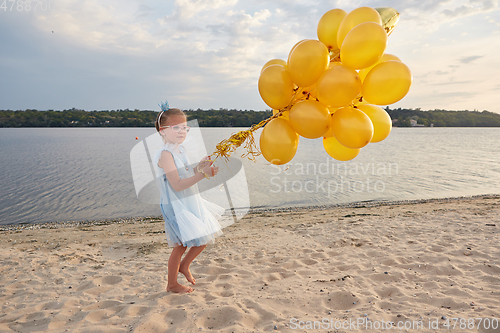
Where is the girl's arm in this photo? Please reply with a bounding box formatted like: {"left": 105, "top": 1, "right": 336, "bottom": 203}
{"left": 158, "top": 151, "right": 211, "bottom": 192}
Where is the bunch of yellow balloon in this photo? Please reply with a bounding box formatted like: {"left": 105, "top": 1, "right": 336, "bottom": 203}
{"left": 258, "top": 7, "right": 412, "bottom": 164}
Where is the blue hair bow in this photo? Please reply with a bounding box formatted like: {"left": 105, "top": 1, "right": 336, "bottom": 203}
{"left": 158, "top": 101, "right": 170, "bottom": 112}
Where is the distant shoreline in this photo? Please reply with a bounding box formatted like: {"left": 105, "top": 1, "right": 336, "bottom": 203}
{"left": 2, "top": 108, "right": 500, "bottom": 127}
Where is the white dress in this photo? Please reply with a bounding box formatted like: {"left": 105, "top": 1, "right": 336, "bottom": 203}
{"left": 153, "top": 142, "right": 230, "bottom": 247}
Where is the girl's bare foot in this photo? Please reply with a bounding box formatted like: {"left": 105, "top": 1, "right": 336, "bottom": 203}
{"left": 179, "top": 265, "right": 195, "bottom": 285}
{"left": 166, "top": 283, "right": 193, "bottom": 293}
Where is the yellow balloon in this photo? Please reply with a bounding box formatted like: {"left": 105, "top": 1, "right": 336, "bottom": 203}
{"left": 287, "top": 39, "right": 330, "bottom": 87}
{"left": 298, "top": 83, "right": 318, "bottom": 100}
{"left": 337, "top": 7, "right": 382, "bottom": 48}
{"left": 316, "top": 64, "right": 361, "bottom": 108}
{"left": 356, "top": 104, "right": 392, "bottom": 142}
{"left": 272, "top": 109, "right": 290, "bottom": 120}
{"left": 352, "top": 92, "right": 364, "bottom": 106}
{"left": 358, "top": 53, "right": 401, "bottom": 81}
{"left": 328, "top": 61, "right": 342, "bottom": 69}
{"left": 323, "top": 112, "right": 336, "bottom": 137}
{"left": 287, "top": 39, "right": 307, "bottom": 65}
{"left": 258, "top": 64, "right": 295, "bottom": 110}
{"left": 362, "top": 60, "right": 412, "bottom": 105}
{"left": 331, "top": 106, "right": 373, "bottom": 148}
{"left": 323, "top": 136, "right": 360, "bottom": 161}
{"left": 382, "top": 53, "right": 401, "bottom": 62}
{"left": 289, "top": 100, "right": 330, "bottom": 139}
{"left": 260, "top": 118, "right": 299, "bottom": 165}
{"left": 328, "top": 106, "right": 339, "bottom": 114}
{"left": 261, "top": 59, "right": 287, "bottom": 73}
{"left": 340, "top": 22, "right": 387, "bottom": 70}
{"left": 308, "top": 85, "right": 318, "bottom": 100}
{"left": 317, "top": 8, "right": 347, "bottom": 52}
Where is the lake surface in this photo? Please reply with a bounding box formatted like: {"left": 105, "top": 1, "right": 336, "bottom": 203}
{"left": 1, "top": 127, "right": 499, "bottom": 225}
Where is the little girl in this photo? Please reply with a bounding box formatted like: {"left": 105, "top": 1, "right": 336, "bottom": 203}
{"left": 153, "top": 103, "right": 229, "bottom": 293}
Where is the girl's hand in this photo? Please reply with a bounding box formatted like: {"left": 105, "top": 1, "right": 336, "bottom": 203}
{"left": 196, "top": 155, "right": 212, "bottom": 170}
{"left": 209, "top": 165, "right": 220, "bottom": 177}
{"left": 196, "top": 155, "right": 218, "bottom": 178}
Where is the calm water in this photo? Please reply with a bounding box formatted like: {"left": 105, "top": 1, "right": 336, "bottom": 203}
{"left": 1, "top": 127, "right": 499, "bottom": 225}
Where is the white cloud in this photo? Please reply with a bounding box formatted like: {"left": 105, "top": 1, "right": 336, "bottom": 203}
{"left": 442, "top": 0, "right": 497, "bottom": 17}
{"left": 170, "top": 0, "right": 238, "bottom": 20}
{"left": 458, "top": 55, "right": 484, "bottom": 63}
{"left": 0, "top": 0, "right": 499, "bottom": 112}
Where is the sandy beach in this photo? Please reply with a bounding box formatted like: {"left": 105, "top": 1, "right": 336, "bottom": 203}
{"left": 1, "top": 195, "right": 499, "bottom": 333}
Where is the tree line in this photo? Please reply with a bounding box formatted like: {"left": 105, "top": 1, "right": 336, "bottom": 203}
{"left": 386, "top": 108, "right": 500, "bottom": 127}
{"left": 0, "top": 107, "right": 499, "bottom": 127}
{"left": 0, "top": 108, "right": 273, "bottom": 128}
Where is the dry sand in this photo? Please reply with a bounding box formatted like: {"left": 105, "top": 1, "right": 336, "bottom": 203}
{"left": 0, "top": 196, "right": 499, "bottom": 333}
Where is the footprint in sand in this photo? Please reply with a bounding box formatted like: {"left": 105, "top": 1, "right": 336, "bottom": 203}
{"left": 101, "top": 275, "right": 123, "bottom": 285}
{"left": 234, "top": 269, "right": 256, "bottom": 277}
{"left": 242, "top": 299, "right": 277, "bottom": 322}
{"left": 375, "top": 286, "right": 405, "bottom": 298}
{"left": 76, "top": 281, "right": 96, "bottom": 292}
{"left": 215, "top": 282, "right": 232, "bottom": 291}
{"left": 118, "top": 305, "right": 152, "bottom": 317}
{"left": 85, "top": 310, "right": 110, "bottom": 323}
{"left": 197, "top": 265, "right": 232, "bottom": 276}
{"left": 202, "top": 306, "right": 241, "bottom": 330}
{"left": 301, "top": 258, "right": 319, "bottom": 266}
{"left": 429, "top": 245, "right": 445, "bottom": 253}
{"left": 310, "top": 252, "right": 327, "bottom": 259}
{"left": 263, "top": 272, "right": 281, "bottom": 283}
{"left": 9, "top": 316, "right": 51, "bottom": 332}
{"left": 323, "top": 291, "right": 360, "bottom": 310}
{"left": 84, "top": 300, "right": 122, "bottom": 310}
{"left": 165, "top": 308, "right": 187, "bottom": 324}
{"left": 282, "top": 260, "right": 304, "bottom": 269}
{"left": 381, "top": 258, "right": 398, "bottom": 266}
{"left": 38, "top": 300, "right": 65, "bottom": 311}
{"left": 220, "top": 290, "right": 234, "bottom": 297}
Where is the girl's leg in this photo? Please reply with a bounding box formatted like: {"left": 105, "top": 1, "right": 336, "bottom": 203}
{"left": 166, "top": 245, "right": 193, "bottom": 293}
{"left": 179, "top": 245, "right": 207, "bottom": 285}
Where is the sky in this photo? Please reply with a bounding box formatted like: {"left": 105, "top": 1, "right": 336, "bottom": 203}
{"left": 1, "top": 0, "right": 499, "bottom": 113}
